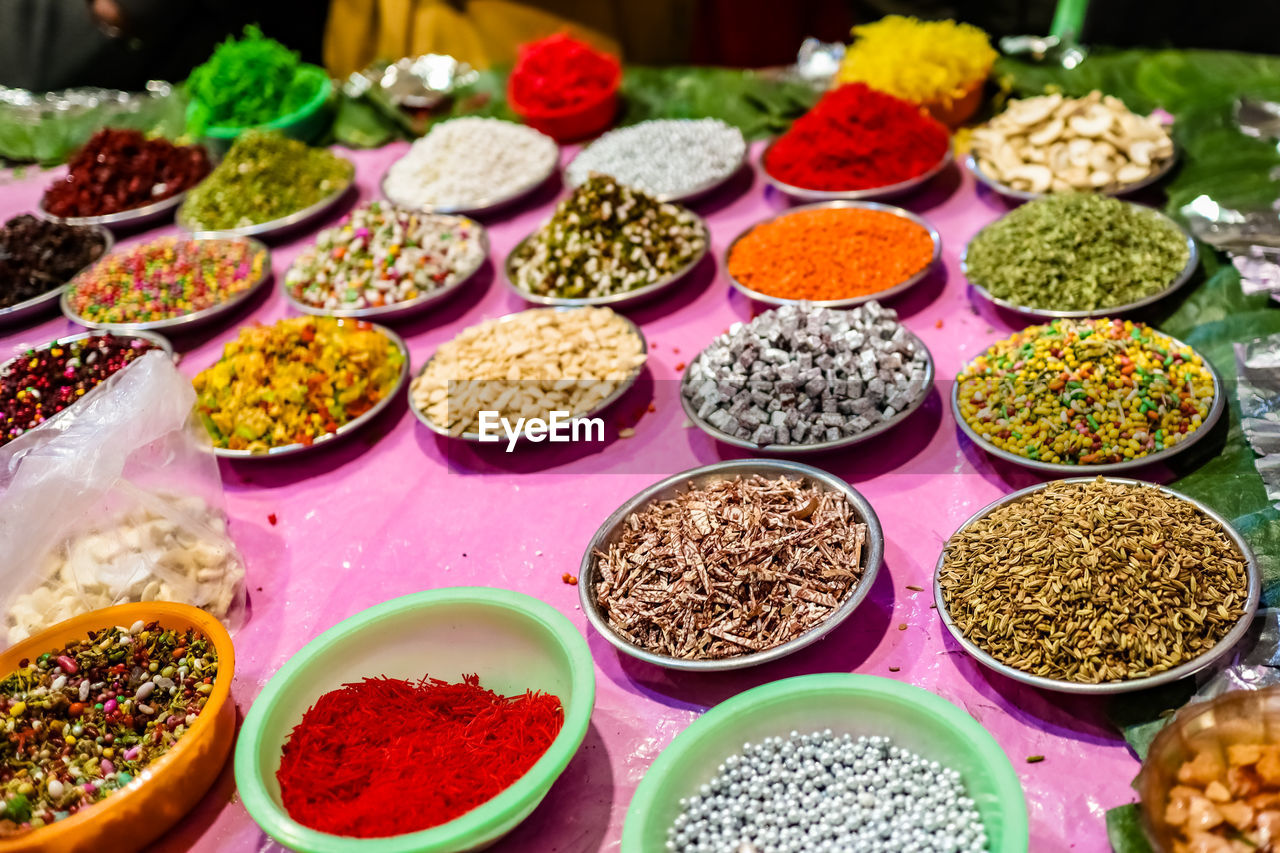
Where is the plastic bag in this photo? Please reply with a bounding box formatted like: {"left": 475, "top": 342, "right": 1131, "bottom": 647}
{"left": 0, "top": 351, "right": 246, "bottom": 646}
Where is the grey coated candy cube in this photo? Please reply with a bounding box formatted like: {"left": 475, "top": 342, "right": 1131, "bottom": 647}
{"left": 867, "top": 377, "right": 886, "bottom": 397}
{"left": 804, "top": 377, "right": 826, "bottom": 396}
{"left": 752, "top": 425, "right": 776, "bottom": 445}
{"left": 820, "top": 412, "right": 843, "bottom": 428}
{"left": 785, "top": 408, "right": 800, "bottom": 428}
{"left": 850, "top": 415, "right": 871, "bottom": 432}
{"left": 824, "top": 427, "right": 841, "bottom": 442}
{"left": 792, "top": 421, "right": 808, "bottom": 442}
{"left": 751, "top": 390, "right": 772, "bottom": 408}
{"left": 821, "top": 395, "right": 837, "bottom": 414}
{"left": 707, "top": 409, "right": 738, "bottom": 433}
{"left": 775, "top": 425, "right": 790, "bottom": 444}
{"left": 697, "top": 399, "right": 720, "bottom": 420}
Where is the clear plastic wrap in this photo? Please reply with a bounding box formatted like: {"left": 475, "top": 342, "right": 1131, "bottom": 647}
{"left": 0, "top": 351, "right": 245, "bottom": 646}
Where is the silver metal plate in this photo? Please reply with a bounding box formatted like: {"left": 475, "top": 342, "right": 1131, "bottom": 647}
{"left": 61, "top": 236, "right": 272, "bottom": 333}
{"left": 934, "top": 477, "right": 1261, "bottom": 695}
{"left": 579, "top": 459, "right": 885, "bottom": 671}
{"left": 724, "top": 200, "right": 941, "bottom": 309}
{"left": 0, "top": 224, "right": 113, "bottom": 327}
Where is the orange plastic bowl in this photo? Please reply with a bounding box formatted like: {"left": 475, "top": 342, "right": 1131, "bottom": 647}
{"left": 508, "top": 60, "right": 621, "bottom": 143}
{"left": 921, "top": 77, "right": 987, "bottom": 128}
{"left": 0, "top": 602, "right": 236, "bottom": 853}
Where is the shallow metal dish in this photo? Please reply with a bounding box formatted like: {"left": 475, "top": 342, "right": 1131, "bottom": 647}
{"left": 681, "top": 329, "right": 935, "bottom": 454}
{"left": 61, "top": 236, "right": 272, "bottom": 334}
{"left": 725, "top": 200, "right": 941, "bottom": 309}
{"left": 38, "top": 189, "right": 190, "bottom": 230}
{"left": 961, "top": 201, "right": 1199, "bottom": 320}
{"left": 578, "top": 458, "right": 885, "bottom": 672}
{"left": 1, "top": 329, "right": 174, "bottom": 442}
{"left": 205, "top": 320, "right": 408, "bottom": 459}
{"left": 503, "top": 210, "right": 710, "bottom": 309}
{"left": 0, "top": 225, "right": 113, "bottom": 327}
{"left": 379, "top": 138, "right": 558, "bottom": 217}
{"left": 934, "top": 476, "right": 1260, "bottom": 695}
{"left": 952, "top": 330, "right": 1223, "bottom": 475}
{"left": 565, "top": 141, "right": 749, "bottom": 205}
{"left": 964, "top": 149, "right": 1180, "bottom": 202}
{"left": 761, "top": 140, "right": 953, "bottom": 202}
{"left": 282, "top": 220, "right": 489, "bottom": 321}
{"left": 409, "top": 307, "right": 647, "bottom": 443}
{"left": 177, "top": 171, "right": 354, "bottom": 240}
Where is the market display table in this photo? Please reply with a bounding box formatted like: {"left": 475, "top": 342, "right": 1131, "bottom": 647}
{"left": 0, "top": 143, "right": 1136, "bottom": 852}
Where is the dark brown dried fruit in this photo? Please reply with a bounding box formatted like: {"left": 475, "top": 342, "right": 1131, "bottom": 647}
{"left": 0, "top": 215, "right": 106, "bottom": 308}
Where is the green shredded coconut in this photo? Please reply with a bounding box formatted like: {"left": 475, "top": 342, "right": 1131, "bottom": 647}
{"left": 186, "top": 25, "right": 322, "bottom": 133}
{"left": 179, "top": 131, "right": 353, "bottom": 231}
{"left": 964, "top": 193, "right": 1191, "bottom": 312}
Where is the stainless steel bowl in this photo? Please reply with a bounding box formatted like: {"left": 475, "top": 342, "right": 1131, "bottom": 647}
{"left": 282, "top": 219, "right": 490, "bottom": 321}
{"left": 565, "top": 139, "right": 749, "bottom": 205}
{"left": 61, "top": 236, "right": 272, "bottom": 334}
{"left": 38, "top": 189, "right": 189, "bottom": 231}
{"left": 578, "top": 459, "right": 885, "bottom": 672}
{"left": 951, "top": 330, "right": 1224, "bottom": 475}
{"left": 760, "top": 140, "right": 953, "bottom": 203}
{"left": 408, "top": 307, "right": 647, "bottom": 443}
{"left": 934, "top": 477, "right": 1261, "bottom": 695}
{"left": 504, "top": 210, "right": 710, "bottom": 309}
{"left": 961, "top": 201, "right": 1200, "bottom": 319}
{"left": 204, "top": 320, "right": 409, "bottom": 459}
{"left": 681, "top": 327, "right": 936, "bottom": 454}
{"left": 0, "top": 224, "right": 113, "bottom": 327}
{"left": 964, "top": 149, "right": 1180, "bottom": 202}
{"left": 177, "top": 171, "right": 354, "bottom": 240}
{"left": 1, "top": 329, "right": 175, "bottom": 441}
{"left": 379, "top": 134, "right": 559, "bottom": 216}
{"left": 724, "top": 200, "right": 942, "bottom": 309}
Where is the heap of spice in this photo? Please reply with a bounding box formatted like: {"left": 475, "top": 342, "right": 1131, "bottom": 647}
{"left": 964, "top": 193, "right": 1190, "bottom": 311}
{"left": 42, "top": 128, "right": 210, "bottom": 219}
{"left": 764, "top": 83, "right": 950, "bottom": 192}
{"left": 286, "top": 202, "right": 486, "bottom": 312}
{"left": 1164, "top": 737, "right": 1280, "bottom": 852}
{"left": 835, "top": 16, "right": 996, "bottom": 122}
{"left": 0, "top": 215, "right": 106, "bottom": 309}
{"left": 412, "top": 306, "right": 645, "bottom": 436}
{"left": 6, "top": 494, "right": 244, "bottom": 644}
{"left": 956, "top": 318, "right": 1215, "bottom": 466}
{"left": 65, "top": 237, "right": 267, "bottom": 325}
{"left": 972, "top": 92, "right": 1175, "bottom": 194}
{"left": 508, "top": 33, "right": 618, "bottom": 113}
{"left": 566, "top": 119, "right": 746, "bottom": 199}
{"left": 1, "top": 334, "right": 157, "bottom": 446}
{"left": 0, "top": 621, "right": 218, "bottom": 832}
{"left": 684, "top": 303, "right": 930, "bottom": 446}
{"left": 276, "top": 674, "right": 563, "bottom": 837}
{"left": 383, "top": 118, "right": 558, "bottom": 211}
{"left": 592, "top": 474, "right": 868, "bottom": 660}
{"left": 186, "top": 25, "right": 323, "bottom": 133}
{"left": 509, "top": 174, "right": 706, "bottom": 299}
{"left": 193, "top": 317, "right": 404, "bottom": 452}
{"left": 668, "top": 733, "right": 988, "bottom": 852}
{"left": 939, "top": 478, "right": 1249, "bottom": 684}
{"left": 727, "top": 207, "right": 934, "bottom": 302}
{"left": 179, "top": 131, "right": 353, "bottom": 232}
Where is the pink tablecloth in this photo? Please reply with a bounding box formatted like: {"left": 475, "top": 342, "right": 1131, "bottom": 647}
{"left": 0, "top": 144, "right": 1136, "bottom": 852}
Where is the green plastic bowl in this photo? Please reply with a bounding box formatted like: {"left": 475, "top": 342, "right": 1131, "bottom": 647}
{"left": 622, "top": 674, "right": 1029, "bottom": 852}
{"left": 190, "top": 64, "right": 333, "bottom": 152}
{"left": 234, "top": 588, "right": 596, "bottom": 852}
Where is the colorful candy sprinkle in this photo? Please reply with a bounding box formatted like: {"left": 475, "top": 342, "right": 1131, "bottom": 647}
{"left": 0, "top": 622, "right": 218, "bottom": 831}
{"left": 956, "top": 318, "right": 1215, "bottom": 465}
{"left": 66, "top": 237, "right": 267, "bottom": 324}
{"left": 1, "top": 334, "right": 158, "bottom": 445}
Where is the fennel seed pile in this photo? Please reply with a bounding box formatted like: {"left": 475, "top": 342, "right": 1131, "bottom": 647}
{"left": 938, "top": 478, "right": 1249, "bottom": 684}
{"left": 592, "top": 475, "right": 868, "bottom": 660}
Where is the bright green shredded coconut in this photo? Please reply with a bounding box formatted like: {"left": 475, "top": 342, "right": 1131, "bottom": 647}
{"left": 186, "top": 25, "right": 321, "bottom": 132}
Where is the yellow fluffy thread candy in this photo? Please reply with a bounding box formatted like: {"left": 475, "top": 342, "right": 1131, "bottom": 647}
{"left": 836, "top": 16, "right": 996, "bottom": 106}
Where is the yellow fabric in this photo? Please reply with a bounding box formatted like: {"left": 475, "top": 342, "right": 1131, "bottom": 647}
{"left": 324, "top": 0, "right": 622, "bottom": 78}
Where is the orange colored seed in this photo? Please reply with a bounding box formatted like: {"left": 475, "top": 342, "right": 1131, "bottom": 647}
{"left": 727, "top": 208, "right": 934, "bottom": 302}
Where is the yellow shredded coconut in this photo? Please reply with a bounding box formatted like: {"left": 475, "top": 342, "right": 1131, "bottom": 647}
{"left": 836, "top": 16, "right": 996, "bottom": 107}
